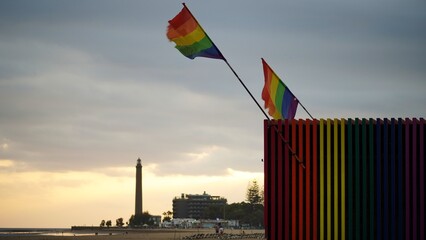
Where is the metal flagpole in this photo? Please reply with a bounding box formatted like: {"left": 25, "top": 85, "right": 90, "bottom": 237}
{"left": 182, "top": 3, "right": 305, "bottom": 168}
{"left": 298, "top": 101, "right": 314, "bottom": 120}
{"left": 222, "top": 59, "right": 306, "bottom": 169}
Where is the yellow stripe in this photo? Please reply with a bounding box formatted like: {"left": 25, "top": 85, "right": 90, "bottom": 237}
{"left": 270, "top": 74, "right": 279, "bottom": 105}
{"left": 334, "top": 119, "right": 339, "bottom": 240}
{"left": 272, "top": 111, "right": 281, "bottom": 119}
{"left": 320, "top": 119, "right": 324, "bottom": 240}
{"left": 327, "top": 119, "right": 331, "bottom": 240}
{"left": 269, "top": 73, "right": 282, "bottom": 119}
{"left": 171, "top": 25, "right": 206, "bottom": 46}
{"left": 341, "top": 119, "right": 346, "bottom": 240}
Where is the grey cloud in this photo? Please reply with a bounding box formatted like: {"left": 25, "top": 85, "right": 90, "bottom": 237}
{"left": 0, "top": 0, "right": 425, "bottom": 176}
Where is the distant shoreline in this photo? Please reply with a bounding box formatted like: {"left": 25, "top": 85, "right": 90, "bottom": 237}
{"left": 0, "top": 227, "right": 265, "bottom": 239}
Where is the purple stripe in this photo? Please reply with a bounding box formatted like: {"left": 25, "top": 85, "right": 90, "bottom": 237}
{"left": 282, "top": 89, "right": 298, "bottom": 119}
{"left": 189, "top": 45, "right": 223, "bottom": 59}
{"left": 390, "top": 118, "right": 396, "bottom": 240}
{"left": 413, "top": 119, "right": 417, "bottom": 240}
{"left": 420, "top": 118, "right": 425, "bottom": 240}
{"left": 405, "top": 118, "right": 411, "bottom": 240}
{"left": 287, "top": 98, "right": 298, "bottom": 119}
{"left": 397, "top": 119, "right": 403, "bottom": 240}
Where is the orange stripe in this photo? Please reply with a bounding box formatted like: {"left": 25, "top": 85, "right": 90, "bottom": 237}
{"left": 167, "top": 16, "right": 198, "bottom": 40}
{"left": 292, "top": 120, "right": 297, "bottom": 240}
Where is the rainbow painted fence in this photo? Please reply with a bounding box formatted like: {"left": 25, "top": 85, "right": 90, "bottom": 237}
{"left": 263, "top": 118, "right": 425, "bottom": 240}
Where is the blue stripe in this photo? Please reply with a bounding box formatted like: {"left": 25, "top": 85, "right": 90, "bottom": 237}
{"left": 397, "top": 119, "right": 403, "bottom": 240}
{"left": 376, "top": 118, "right": 382, "bottom": 240}
{"left": 390, "top": 119, "right": 396, "bottom": 240}
{"left": 362, "top": 119, "right": 367, "bottom": 238}
{"left": 281, "top": 89, "right": 292, "bottom": 118}
{"left": 383, "top": 119, "right": 389, "bottom": 240}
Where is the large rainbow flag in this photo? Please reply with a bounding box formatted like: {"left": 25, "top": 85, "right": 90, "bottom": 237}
{"left": 167, "top": 4, "right": 224, "bottom": 60}
{"left": 261, "top": 58, "right": 298, "bottom": 119}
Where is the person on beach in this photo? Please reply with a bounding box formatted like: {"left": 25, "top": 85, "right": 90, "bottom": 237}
{"left": 218, "top": 223, "right": 224, "bottom": 234}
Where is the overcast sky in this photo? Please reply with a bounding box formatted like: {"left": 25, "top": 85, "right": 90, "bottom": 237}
{"left": 1, "top": 0, "right": 425, "bottom": 228}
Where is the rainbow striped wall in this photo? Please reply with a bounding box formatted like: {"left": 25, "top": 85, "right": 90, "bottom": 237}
{"left": 263, "top": 118, "right": 425, "bottom": 240}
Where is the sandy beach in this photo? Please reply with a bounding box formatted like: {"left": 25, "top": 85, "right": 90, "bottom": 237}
{"left": 0, "top": 228, "right": 265, "bottom": 240}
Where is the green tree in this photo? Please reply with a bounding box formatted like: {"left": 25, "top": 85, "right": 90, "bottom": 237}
{"left": 162, "top": 210, "right": 173, "bottom": 222}
{"left": 202, "top": 205, "right": 224, "bottom": 219}
{"left": 222, "top": 180, "right": 265, "bottom": 228}
{"left": 129, "top": 211, "right": 154, "bottom": 227}
{"left": 246, "top": 180, "right": 262, "bottom": 205}
{"left": 106, "top": 220, "right": 112, "bottom": 228}
{"left": 116, "top": 217, "right": 124, "bottom": 227}
{"left": 225, "top": 202, "right": 264, "bottom": 228}
{"left": 100, "top": 220, "right": 105, "bottom": 227}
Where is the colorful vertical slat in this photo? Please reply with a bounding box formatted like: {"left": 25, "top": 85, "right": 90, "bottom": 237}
{"left": 298, "top": 120, "right": 304, "bottom": 240}
{"left": 368, "top": 118, "right": 375, "bottom": 240}
{"left": 333, "top": 119, "right": 338, "bottom": 240}
{"left": 305, "top": 119, "right": 311, "bottom": 240}
{"left": 277, "top": 120, "right": 283, "bottom": 240}
{"left": 347, "top": 119, "right": 353, "bottom": 240}
{"left": 312, "top": 119, "right": 318, "bottom": 240}
{"left": 420, "top": 118, "right": 425, "bottom": 240}
{"left": 320, "top": 119, "right": 325, "bottom": 240}
{"left": 264, "top": 118, "right": 425, "bottom": 240}
{"left": 340, "top": 119, "right": 346, "bottom": 240}
{"left": 284, "top": 119, "right": 290, "bottom": 240}
{"left": 291, "top": 120, "right": 297, "bottom": 240}
{"left": 405, "top": 118, "right": 411, "bottom": 240}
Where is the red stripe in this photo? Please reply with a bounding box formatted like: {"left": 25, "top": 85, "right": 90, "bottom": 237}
{"left": 420, "top": 118, "right": 425, "bottom": 240}
{"left": 168, "top": 6, "right": 192, "bottom": 29}
{"left": 305, "top": 119, "right": 311, "bottom": 240}
{"left": 271, "top": 120, "right": 277, "bottom": 240}
{"left": 261, "top": 59, "right": 277, "bottom": 116}
{"left": 292, "top": 120, "right": 297, "bottom": 240}
{"left": 167, "top": 16, "right": 198, "bottom": 39}
{"left": 284, "top": 119, "right": 290, "bottom": 240}
{"left": 263, "top": 120, "right": 269, "bottom": 239}
{"left": 312, "top": 119, "right": 318, "bottom": 240}
{"left": 277, "top": 120, "right": 283, "bottom": 240}
{"left": 298, "top": 120, "right": 304, "bottom": 240}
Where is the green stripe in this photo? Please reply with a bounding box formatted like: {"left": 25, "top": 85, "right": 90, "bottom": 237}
{"left": 175, "top": 36, "right": 213, "bottom": 57}
{"left": 369, "top": 118, "right": 375, "bottom": 240}
{"left": 347, "top": 119, "right": 353, "bottom": 240}
{"left": 355, "top": 118, "right": 360, "bottom": 240}
{"left": 275, "top": 83, "right": 285, "bottom": 115}
{"left": 362, "top": 119, "right": 367, "bottom": 239}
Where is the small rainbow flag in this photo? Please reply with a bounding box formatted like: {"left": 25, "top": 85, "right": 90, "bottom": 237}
{"left": 262, "top": 58, "right": 298, "bottom": 119}
{"left": 167, "top": 4, "right": 224, "bottom": 60}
